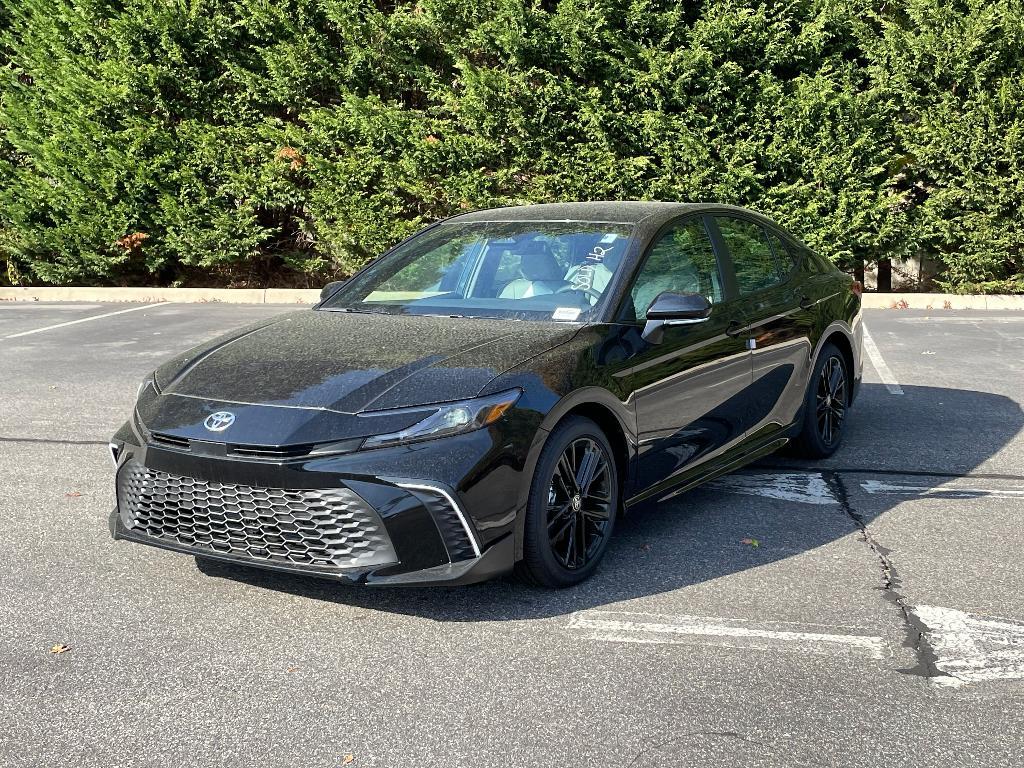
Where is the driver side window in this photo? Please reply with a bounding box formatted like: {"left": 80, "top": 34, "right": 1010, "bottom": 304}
{"left": 630, "top": 218, "right": 723, "bottom": 320}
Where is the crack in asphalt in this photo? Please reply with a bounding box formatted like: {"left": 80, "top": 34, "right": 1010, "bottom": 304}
{"left": 824, "top": 470, "right": 947, "bottom": 684}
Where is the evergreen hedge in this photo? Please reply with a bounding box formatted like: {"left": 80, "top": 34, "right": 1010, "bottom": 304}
{"left": 1, "top": 0, "right": 1021, "bottom": 292}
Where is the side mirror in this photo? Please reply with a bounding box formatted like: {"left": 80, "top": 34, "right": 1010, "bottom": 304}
{"left": 641, "top": 292, "right": 712, "bottom": 344}
{"left": 319, "top": 280, "right": 346, "bottom": 302}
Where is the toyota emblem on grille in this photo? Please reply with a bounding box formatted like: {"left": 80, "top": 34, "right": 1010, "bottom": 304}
{"left": 204, "top": 411, "right": 235, "bottom": 432}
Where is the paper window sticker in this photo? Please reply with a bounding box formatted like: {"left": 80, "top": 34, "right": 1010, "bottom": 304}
{"left": 552, "top": 307, "right": 582, "bottom": 321}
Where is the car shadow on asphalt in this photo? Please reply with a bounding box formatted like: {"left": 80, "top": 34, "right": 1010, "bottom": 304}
{"left": 194, "top": 384, "right": 1023, "bottom": 621}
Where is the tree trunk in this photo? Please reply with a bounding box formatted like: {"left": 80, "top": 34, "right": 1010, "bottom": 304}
{"left": 876, "top": 258, "right": 892, "bottom": 293}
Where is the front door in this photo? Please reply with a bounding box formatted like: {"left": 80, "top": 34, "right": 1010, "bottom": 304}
{"left": 622, "top": 216, "right": 752, "bottom": 499}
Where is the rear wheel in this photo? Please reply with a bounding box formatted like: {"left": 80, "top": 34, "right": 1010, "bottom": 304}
{"left": 790, "top": 342, "right": 849, "bottom": 459}
{"left": 516, "top": 416, "right": 618, "bottom": 587}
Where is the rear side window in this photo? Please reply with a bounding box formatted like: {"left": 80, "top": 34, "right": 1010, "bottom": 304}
{"left": 716, "top": 216, "right": 789, "bottom": 294}
{"left": 767, "top": 231, "right": 799, "bottom": 273}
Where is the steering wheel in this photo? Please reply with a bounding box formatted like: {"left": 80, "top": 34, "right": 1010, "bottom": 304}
{"left": 556, "top": 285, "right": 603, "bottom": 304}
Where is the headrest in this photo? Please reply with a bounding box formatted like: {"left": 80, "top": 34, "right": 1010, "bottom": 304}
{"left": 519, "top": 245, "right": 562, "bottom": 282}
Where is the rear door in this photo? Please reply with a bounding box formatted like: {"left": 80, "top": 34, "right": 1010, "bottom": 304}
{"left": 623, "top": 216, "right": 752, "bottom": 497}
{"left": 709, "top": 215, "right": 815, "bottom": 443}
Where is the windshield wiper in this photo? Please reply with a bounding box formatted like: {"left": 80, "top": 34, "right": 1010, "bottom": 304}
{"left": 437, "top": 313, "right": 512, "bottom": 320}
{"left": 322, "top": 307, "right": 393, "bottom": 316}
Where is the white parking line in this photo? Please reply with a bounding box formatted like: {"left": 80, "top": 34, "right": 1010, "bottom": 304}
{"left": 566, "top": 610, "right": 885, "bottom": 659}
{"left": 862, "top": 324, "right": 904, "bottom": 394}
{"left": 861, "top": 480, "right": 1024, "bottom": 500}
{"left": 913, "top": 606, "right": 1024, "bottom": 686}
{"left": 3, "top": 303, "right": 161, "bottom": 339}
{"left": 706, "top": 472, "right": 838, "bottom": 505}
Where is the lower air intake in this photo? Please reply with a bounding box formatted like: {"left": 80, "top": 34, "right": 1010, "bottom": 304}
{"left": 400, "top": 484, "right": 480, "bottom": 562}
{"left": 118, "top": 465, "right": 397, "bottom": 570}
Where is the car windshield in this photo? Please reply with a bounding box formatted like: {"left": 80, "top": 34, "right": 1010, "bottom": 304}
{"left": 318, "top": 221, "right": 635, "bottom": 321}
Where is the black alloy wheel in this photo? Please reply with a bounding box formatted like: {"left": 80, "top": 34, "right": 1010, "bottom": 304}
{"left": 816, "top": 355, "right": 847, "bottom": 446}
{"left": 791, "top": 342, "right": 849, "bottom": 459}
{"left": 546, "top": 437, "right": 614, "bottom": 570}
{"left": 517, "top": 416, "right": 618, "bottom": 586}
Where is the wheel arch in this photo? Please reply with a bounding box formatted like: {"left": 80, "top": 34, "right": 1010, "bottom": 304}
{"left": 512, "top": 388, "right": 636, "bottom": 559}
{"left": 558, "top": 402, "right": 631, "bottom": 503}
{"left": 818, "top": 325, "right": 857, "bottom": 402}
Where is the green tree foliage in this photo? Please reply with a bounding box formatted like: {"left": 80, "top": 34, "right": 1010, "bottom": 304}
{"left": 0, "top": 0, "right": 1021, "bottom": 291}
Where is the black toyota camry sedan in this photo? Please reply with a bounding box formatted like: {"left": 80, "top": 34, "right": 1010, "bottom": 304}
{"left": 110, "top": 202, "right": 862, "bottom": 587}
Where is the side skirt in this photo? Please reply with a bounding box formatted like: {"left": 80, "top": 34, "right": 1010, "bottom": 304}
{"left": 624, "top": 434, "right": 791, "bottom": 510}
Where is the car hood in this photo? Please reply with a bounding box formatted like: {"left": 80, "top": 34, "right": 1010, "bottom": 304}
{"left": 154, "top": 310, "right": 580, "bottom": 413}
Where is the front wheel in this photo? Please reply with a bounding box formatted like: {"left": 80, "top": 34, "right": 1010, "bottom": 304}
{"left": 790, "top": 342, "right": 849, "bottom": 459}
{"left": 515, "top": 416, "right": 618, "bottom": 587}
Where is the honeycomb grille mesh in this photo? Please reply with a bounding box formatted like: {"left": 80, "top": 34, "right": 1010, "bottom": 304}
{"left": 119, "top": 465, "right": 397, "bottom": 569}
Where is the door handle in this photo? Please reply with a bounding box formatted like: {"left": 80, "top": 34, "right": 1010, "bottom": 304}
{"left": 799, "top": 295, "right": 815, "bottom": 310}
{"left": 725, "top": 320, "right": 745, "bottom": 338}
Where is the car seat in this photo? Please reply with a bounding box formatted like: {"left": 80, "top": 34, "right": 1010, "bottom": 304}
{"left": 499, "top": 244, "right": 565, "bottom": 299}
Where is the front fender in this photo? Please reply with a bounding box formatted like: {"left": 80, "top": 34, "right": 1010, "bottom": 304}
{"left": 480, "top": 324, "right": 642, "bottom": 560}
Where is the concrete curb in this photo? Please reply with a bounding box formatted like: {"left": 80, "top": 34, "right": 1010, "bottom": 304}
{"left": 859, "top": 293, "right": 1024, "bottom": 310}
{"left": 0, "top": 286, "right": 322, "bottom": 304}
{"left": 1, "top": 286, "right": 1023, "bottom": 309}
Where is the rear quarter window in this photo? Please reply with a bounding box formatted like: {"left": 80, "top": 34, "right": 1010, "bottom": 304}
{"left": 766, "top": 231, "right": 799, "bottom": 276}
{"left": 805, "top": 249, "right": 839, "bottom": 275}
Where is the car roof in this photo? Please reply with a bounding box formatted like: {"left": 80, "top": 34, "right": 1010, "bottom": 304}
{"left": 446, "top": 201, "right": 763, "bottom": 227}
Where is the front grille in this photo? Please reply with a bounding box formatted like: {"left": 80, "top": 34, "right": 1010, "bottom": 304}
{"left": 118, "top": 465, "right": 397, "bottom": 570}
{"left": 227, "top": 444, "right": 315, "bottom": 460}
{"left": 146, "top": 436, "right": 359, "bottom": 462}
{"left": 151, "top": 432, "right": 190, "bottom": 451}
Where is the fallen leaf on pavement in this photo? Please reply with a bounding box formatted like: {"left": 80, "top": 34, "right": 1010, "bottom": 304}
{"left": 65, "top": 491, "right": 82, "bottom": 497}
{"left": 341, "top": 755, "right": 355, "bottom": 765}
{"left": 741, "top": 538, "right": 760, "bottom": 548}
{"left": 50, "top": 644, "right": 71, "bottom": 655}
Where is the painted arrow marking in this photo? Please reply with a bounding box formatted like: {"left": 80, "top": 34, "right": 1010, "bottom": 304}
{"left": 705, "top": 472, "right": 839, "bottom": 505}
{"left": 566, "top": 610, "right": 884, "bottom": 659}
{"left": 913, "top": 606, "right": 1024, "bottom": 687}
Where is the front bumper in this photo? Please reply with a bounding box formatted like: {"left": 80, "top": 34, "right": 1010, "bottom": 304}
{"left": 109, "top": 423, "right": 529, "bottom": 586}
{"left": 109, "top": 506, "right": 514, "bottom": 585}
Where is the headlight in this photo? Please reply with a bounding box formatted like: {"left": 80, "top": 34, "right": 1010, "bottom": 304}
{"left": 360, "top": 389, "right": 522, "bottom": 450}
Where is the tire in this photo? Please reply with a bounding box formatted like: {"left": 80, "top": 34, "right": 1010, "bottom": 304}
{"left": 790, "top": 342, "right": 850, "bottom": 459}
{"left": 515, "top": 416, "right": 619, "bottom": 587}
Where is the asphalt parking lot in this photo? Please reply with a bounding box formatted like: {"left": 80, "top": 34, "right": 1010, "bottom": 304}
{"left": 2, "top": 302, "right": 1023, "bottom": 767}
